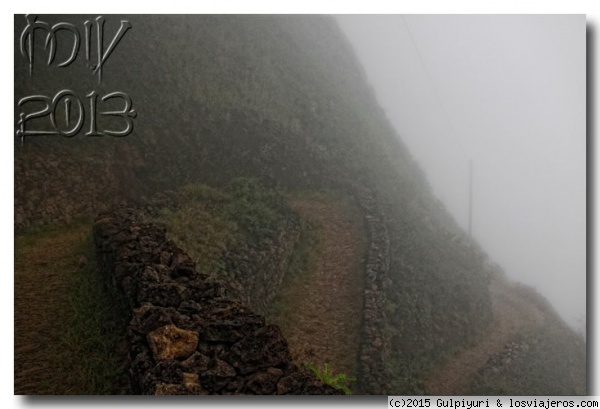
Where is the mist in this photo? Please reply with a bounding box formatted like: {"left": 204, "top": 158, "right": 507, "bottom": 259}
{"left": 335, "top": 15, "right": 586, "bottom": 330}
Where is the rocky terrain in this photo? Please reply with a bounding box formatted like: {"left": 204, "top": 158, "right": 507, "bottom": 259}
{"left": 14, "top": 15, "right": 586, "bottom": 395}
{"left": 93, "top": 208, "right": 341, "bottom": 395}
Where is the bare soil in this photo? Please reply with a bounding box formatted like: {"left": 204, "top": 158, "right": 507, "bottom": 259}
{"left": 14, "top": 225, "right": 90, "bottom": 394}
{"left": 426, "top": 276, "right": 546, "bottom": 395}
{"left": 270, "top": 196, "right": 366, "bottom": 379}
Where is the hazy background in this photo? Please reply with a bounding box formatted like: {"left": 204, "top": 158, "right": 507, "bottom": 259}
{"left": 336, "top": 15, "right": 586, "bottom": 330}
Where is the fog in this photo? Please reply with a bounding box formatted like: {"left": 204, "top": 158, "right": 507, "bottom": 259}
{"left": 335, "top": 15, "right": 586, "bottom": 330}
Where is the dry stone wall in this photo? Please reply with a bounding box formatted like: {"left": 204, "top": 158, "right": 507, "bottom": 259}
{"left": 93, "top": 208, "right": 341, "bottom": 395}
{"left": 142, "top": 193, "right": 301, "bottom": 317}
{"left": 354, "top": 187, "right": 391, "bottom": 395}
{"left": 219, "top": 227, "right": 300, "bottom": 317}
{"left": 14, "top": 143, "right": 145, "bottom": 231}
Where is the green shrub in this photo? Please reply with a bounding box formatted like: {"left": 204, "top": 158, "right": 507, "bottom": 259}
{"left": 306, "top": 362, "right": 355, "bottom": 395}
{"left": 151, "top": 179, "right": 292, "bottom": 275}
{"left": 224, "top": 177, "right": 289, "bottom": 243}
{"left": 154, "top": 197, "right": 238, "bottom": 275}
{"left": 179, "top": 183, "right": 228, "bottom": 203}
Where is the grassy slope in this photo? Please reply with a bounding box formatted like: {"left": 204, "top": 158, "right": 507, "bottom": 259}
{"left": 147, "top": 183, "right": 366, "bottom": 390}
{"left": 468, "top": 279, "right": 587, "bottom": 395}
{"left": 14, "top": 15, "right": 584, "bottom": 394}
{"left": 119, "top": 17, "right": 497, "bottom": 390}
{"left": 14, "top": 224, "right": 129, "bottom": 394}
{"left": 470, "top": 325, "right": 586, "bottom": 395}
{"left": 146, "top": 180, "right": 293, "bottom": 281}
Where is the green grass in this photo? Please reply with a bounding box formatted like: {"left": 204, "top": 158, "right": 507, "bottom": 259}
{"left": 62, "top": 234, "right": 130, "bottom": 394}
{"left": 265, "top": 212, "right": 322, "bottom": 322}
{"left": 14, "top": 179, "right": 294, "bottom": 394}
{"left": 15, "top": 223, "right": 129, "bottom": 394}
{"left": 224, "top": 177, "right": 291, "bottom": 244}
{"left": 153, "top": 204, "right": 238, "bottom": 276}
{"left": 306, "top": 362, "right": 355, "bottom": 395}
{"left": 150, "top": 179, "right": 293, "bottom": 278}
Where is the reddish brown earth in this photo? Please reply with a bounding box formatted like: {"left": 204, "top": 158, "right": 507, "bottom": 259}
{"left": 270, "top": 196, "right": 366, "bottom": 379}
{"left": 14, "top": 225, "right": 90, "bottom": 394}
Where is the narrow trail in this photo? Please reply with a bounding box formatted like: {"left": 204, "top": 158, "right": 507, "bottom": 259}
{"left": 270, "top": 196, "right": 366, "bottom": 378}
{"left": 14, "top": 225, "right": 89, "bottom": 394}
{"left": 426, "top": 277, "right": 546, "bottom": 395}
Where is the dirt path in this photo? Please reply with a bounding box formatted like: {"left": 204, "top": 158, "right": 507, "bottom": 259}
{"left": 270, "top": 196, "right": 366, "bottom": 378}
{"left": 15, "top": 223, "right": 130, "bottom": 395}
{"left": 14, "top": 225, "right": 90, "bottom": 394}
{"left": 426, "top": 277, "right": 546, "bottom": 395}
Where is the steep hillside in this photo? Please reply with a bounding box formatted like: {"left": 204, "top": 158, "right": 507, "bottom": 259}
{"left": 14, "top": 15, "right": 585, "bottom": 395}
{"left": 269, "top": 194, "right": 366, "bottom": 386}
{"left": 428, "top": 276, "right": 586, "bottom": 395}
{"left": 14, "top": 224, "right": 130, "bottom": 394}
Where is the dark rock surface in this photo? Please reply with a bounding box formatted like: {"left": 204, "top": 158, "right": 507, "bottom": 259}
{"left": 354, "top": 186, "right": 391, "bottom": 394}
{"left": 93, "top": 208, "right": 342, "bottom": 395}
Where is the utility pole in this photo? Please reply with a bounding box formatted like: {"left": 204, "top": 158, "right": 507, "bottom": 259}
{"left": 468, "top": 159, "right": 473, "bottom": 237}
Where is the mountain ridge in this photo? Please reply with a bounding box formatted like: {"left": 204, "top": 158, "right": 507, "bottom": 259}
{"left": 14, "top": 14, "right": 585, "bottom": 395}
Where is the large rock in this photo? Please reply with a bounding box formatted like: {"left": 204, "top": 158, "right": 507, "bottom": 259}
{"left": 93, "top": 211, "right": 343, "bottom": 395}
{"left": 147, "top": 324, "right": 199, "bottom": 361}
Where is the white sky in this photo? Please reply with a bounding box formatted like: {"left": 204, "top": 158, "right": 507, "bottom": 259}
{"left": 336, "top": 15, "right": 586, "bottom": 328}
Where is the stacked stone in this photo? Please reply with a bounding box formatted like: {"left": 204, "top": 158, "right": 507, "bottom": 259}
{"left": 218, "top": 226, "right": 300, "bottom": 317}
{"left": 354, "top": 187, "right": 391, "bottom": 395}
{"left": 478, "top": 339, "right": 533, "bottom": 377}
{"left": 14, "top": 145, "right": 143, "bottom": 231}
{"left": 93, "top": 208, "right": 341, "bottom": 395}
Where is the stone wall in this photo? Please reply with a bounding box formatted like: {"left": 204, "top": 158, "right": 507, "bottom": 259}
{"left": 93, "top": 208, "right": 341, "bottom": 395}
{"left": 14, "top": 142, "right": 144, "bottom": 231}
{"left": 142, "top": 192, "right": 301, "bottom": 318}
{"left": 354, "top": 187, "right": 391, "bottom": 395}
{"left": 219, "top": 226, "right": 300, "bottom": 317}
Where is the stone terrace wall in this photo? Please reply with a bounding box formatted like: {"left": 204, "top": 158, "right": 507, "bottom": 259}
{"left": 144, "top": 192, "right": 301, "bottom": 318}
{"left": 14, "top": 143, "right": 144, "bottom": 231}
{"left": 93, "top": 208, "right": 341, "bottom": 395}
{"left": 220, "top": 227, "right": 300, "bottom": 317}
{"left": 354, "top": 187, "right": 391, "bottom": 395}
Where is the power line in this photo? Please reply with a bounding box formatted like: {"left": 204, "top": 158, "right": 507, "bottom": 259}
{"left": 399, "top": 15, "right": 469, "bottom": 158}
{"left": 400, "top": 16, "right": 474, "bottom": 234}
